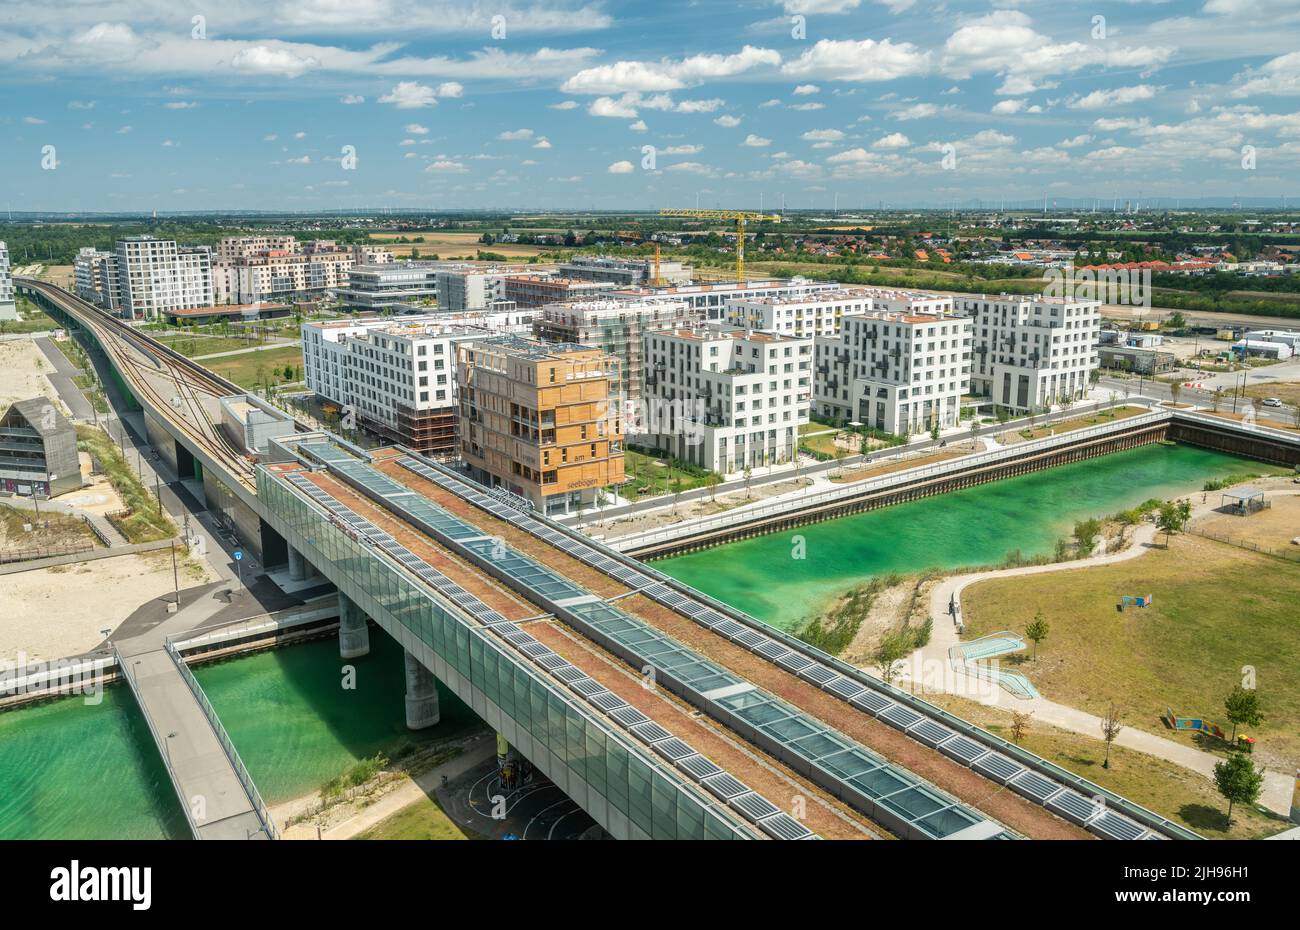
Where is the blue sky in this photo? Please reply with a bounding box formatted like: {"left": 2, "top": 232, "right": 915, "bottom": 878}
{"left": 2, "top": 0, "right": 1300, "bottom": 213}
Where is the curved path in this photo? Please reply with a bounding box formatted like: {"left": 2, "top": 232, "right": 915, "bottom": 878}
{"left": 899, "top": 486, "right": 1300, "bottom": 817}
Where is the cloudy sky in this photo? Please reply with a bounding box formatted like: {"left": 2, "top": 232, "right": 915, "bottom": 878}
{"left": 2, "top": 0, "right": 1299, "bottom": 213}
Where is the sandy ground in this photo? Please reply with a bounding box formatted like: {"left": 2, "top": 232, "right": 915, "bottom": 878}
{"left": 1192, "top": 481, "right": 1300, "bottom": 550}
{"left": 0, "top": 553, "right": 217, "bottom": 665}
{"left": 0, "top": 339, "right": 67, "bottom": 413}
{"left": 57, "top": 452, "right": 126, "bottom": 516}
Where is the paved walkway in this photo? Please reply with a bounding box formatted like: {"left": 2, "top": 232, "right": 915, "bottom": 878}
{"left": 192, "top": 339, "right": 300, "bottom": 361}
{"left": 33, "top": 333, "right": 95, "bottom": 421}
{"left": 906, "top": 487, "right": 1300, "bottom": 817}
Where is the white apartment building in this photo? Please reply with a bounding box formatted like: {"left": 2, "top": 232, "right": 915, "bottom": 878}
{"left": 302, "top": 316, "right": 487, "bottom": 454}
{"left": 641, "top": 325, "right": 812, "bottom": 474}
{"left": 612, "top": 276, "right": 841, "bottom": 320}
{"left": 114, "top": 237, "right": 214, "bottom": 321}
{"left": 959, "top": 295, "right": 1101, "bottom": 412}
{"left": 0, "top": 241, "right": 16, "bottom": 320}
{"left": 814, "top": 310, "right": 973, "bottom": 435}
{"left": 74, "top": 247, "right": 120, "bottom": 312}
{"left": 213, "top": 237, "right": 393, "bottom": 304}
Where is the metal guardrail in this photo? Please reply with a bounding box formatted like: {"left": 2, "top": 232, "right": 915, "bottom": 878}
{"left": 1172, "top": 409, "right": 1300, "bottom": 445}
{"left": 111, "top": 644, "right": 204, "bottom": 841}
{"left": 163, "top": 638, "right": 278, "bottom": 840}
{"left": 616, "top": 409, "right": 1173, "bottom": 549}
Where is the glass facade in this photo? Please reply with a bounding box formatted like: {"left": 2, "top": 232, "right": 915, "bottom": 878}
{"left": 258, "top": 468, "right": 745, "bottom": 841}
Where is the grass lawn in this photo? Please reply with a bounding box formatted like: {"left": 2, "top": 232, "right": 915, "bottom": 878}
{"left": 800, "top": 430, "right": 851, "bottom": 458}
{"left": 75, "top": 426, "right": 175, "bottom": 543}
{"left": 1005, "top": 405, "right": 1147, "bottom": 443}
{"left": 152, "top": 334, "right": 254, "bottom": 358}
{"left": 354, "top": 794, "right": 479, "bottom": 840}
{"left": 928, "top": 692, "right": 1292, "bottom": 839}
{"left": 961, "top": 534, "right": 1300, "bottom": 774}
{"left": 198, "top": 345, "right": 305, "bottom": 389}
{"left": 622, "top": 449, "right": 715, "bottom": 499}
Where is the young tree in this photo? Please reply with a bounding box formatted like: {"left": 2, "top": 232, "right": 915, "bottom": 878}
{"left": 873, "top": 631, "right": 911, "bottom": 685}
{"left": 1025, "top": 612, "right": 1049, "bottom": 658}
{"left": 1223, "top": 685, "right": 1264, "bottom": 742}
{"left": 742, "top": 465, "right": 753, "bottom": 499}
{"left": 1156, "top": 500, "right": 1190, "bottom": 547}
{"left": 1009, "top": 710, "right": 1032, "bottom": 745}
{"left": 1168, "top": 381, "right": 1182, "bottom": 405}
{"left": 1213, "top": 754, "right": 1264, "bottom": 828}
{"left": 705, "top": 471, "right": 723, "bottom": 502}
{"left": 1100, "top": 701, "right": 1123, "bottom": 769}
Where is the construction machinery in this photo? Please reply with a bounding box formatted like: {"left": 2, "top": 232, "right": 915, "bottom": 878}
{"left": 659, "top": 209, "right": 782, "bottom": 283}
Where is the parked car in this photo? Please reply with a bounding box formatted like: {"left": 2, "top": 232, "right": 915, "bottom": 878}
{"left": 1261, "top": 397, "right": 1283, "bottom": 407}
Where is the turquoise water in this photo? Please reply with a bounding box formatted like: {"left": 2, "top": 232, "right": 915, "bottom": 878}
{"left": 0, "top": 634, "right": 478, "bottom": 840}
{"left": 658, "top": 444, "right": 1270, "bottom": 629}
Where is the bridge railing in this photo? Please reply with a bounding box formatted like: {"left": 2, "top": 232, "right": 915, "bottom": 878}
{"left": 111, "top": 644, "right": 204, "bottom": 840}
{"left": 163, "top": 639, "right": 279, "bottom": 840}
{"left": 1171, "top": 408, "right": 1300, "bottom": 446}
{"left": 616, "top": 409, "right": 1173, "bottom": 550}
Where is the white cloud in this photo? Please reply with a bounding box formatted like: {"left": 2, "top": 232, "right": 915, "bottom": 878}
{"left": 781, "top": 38, "right": 930, "bottom": 82}
{"left": 380, "top": 81, "right": 438, "bottom": 108}
{"left": 891, "top": 103, "right": 940, "bottom": 121}
{"left": 230, "top": 45, "right": 320, "bottom": 78}
{"left": 607, "top": 160, "right": 635, "bottom": 174}
{"left": 561, "top": 46, "right": 780, "bottom": 94}
{"left": 759, "top": 98, "right": 782, "bottom": 108}
{"left": 498, "top": 128, "right": 535, "bottom": 140}
{"left": 802, "top": 128, "right": 845, "bottom": 142}
{"left": 68, "top": 100, "right": 95, "bottom": 109}
{"left": 339, "top": 94, "right": 364, "bottom": 104}
{"left": 1068, "top": 85, "right": 1158, "bottom": 110}
{"left": 744, "top": 133, "right": 771, "bottom": 147}
{"left": 405, "top": 123, "right": 430, "bottom": 134}
{"left": 589, "top": 95, "right": 640, "bottom": 118}
{"left": 22, "top": 116, "right": 45, "bottom": 124}
{"left": 436, "top": 82, "right": 463, "bottom": 98}
{"left": 873, "top": 132, "right": 910, "bottom": 149}
{"left": 991, "top": 99, "right": 1027, "bottom": 114}
{"left": 662, "top": 144, "right": 703, "bottom": 155}
{"left": 549, "top": 100, "right": 579, "bottom": 110}
{"left": 425, "top": 158, "right": 468, "bottom": 173}
{"left": 533, "top": 137, "right": 552, "bottom": 149}
{"left": 714, "top": 115, "right": 742, "bottom": 127}
{"left": 629, "top": 119, "right": 648, "bottom": 132}
{"left": 789, "top": 102, "right": 825, "bottom": 111}
{"left": 793, "top": 84, "right": 820, "bottom": 95}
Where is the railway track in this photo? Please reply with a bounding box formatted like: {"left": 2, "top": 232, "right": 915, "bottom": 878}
{"left": 17, "top": 278, "right": 258, "bottom": 487}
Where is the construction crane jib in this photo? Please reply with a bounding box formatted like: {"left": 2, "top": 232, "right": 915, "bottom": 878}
{"left": 658, "top": 209, "right": 782, "bottom": 283}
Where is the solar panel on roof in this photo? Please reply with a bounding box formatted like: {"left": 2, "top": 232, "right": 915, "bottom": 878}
{"left": 728, "top": 792, "right": 781, "bottom": 822}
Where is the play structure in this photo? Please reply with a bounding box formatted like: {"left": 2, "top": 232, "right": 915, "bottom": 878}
{"left": 1118, "top": 594, "right": 1154, "bottom": 610}
{"left": 1163, "top": 707, "right": 1227, "bottom": 740}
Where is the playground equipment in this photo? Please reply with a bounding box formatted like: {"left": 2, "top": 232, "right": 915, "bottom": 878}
{"left": 1163, "top": 707, "right": 1227, "bottom": 741}
{"left": 1118, "top": 594, "right": 1154, "bottom": 610}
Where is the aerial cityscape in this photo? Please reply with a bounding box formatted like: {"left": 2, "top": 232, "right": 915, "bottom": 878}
{"left": 0, "top": 0, "right": 1296, "bottom": 902}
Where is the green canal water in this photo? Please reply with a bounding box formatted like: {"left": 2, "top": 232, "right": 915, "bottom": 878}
{"left": 0, "top": 442, "right": 1271, "bottom": 838}
{"left": 0, "top": 634, "right": 478, "bottom": 840}
{"left": 658, "top": 443, "right": 1271, "bottom": 629}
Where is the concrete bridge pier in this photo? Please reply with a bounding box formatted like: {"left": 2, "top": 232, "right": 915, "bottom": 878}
{"left": 337, "top": 593, "right": 371, "bottom": 660}
{"left": 404, "top": 651, "right": 440, "bottom": 730}
{"left": 288, "top": 545, "right": 307, "bottom": 582}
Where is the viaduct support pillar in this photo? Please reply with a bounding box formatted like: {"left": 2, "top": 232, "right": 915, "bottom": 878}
{"left": 404, "top": 651, "right": 440, "bottom": 731}
{"left": 337, "top": 593, "right": 371, "bottom": 659}
{"left": 288, "top": 545, "right": 306, "bottom": 582}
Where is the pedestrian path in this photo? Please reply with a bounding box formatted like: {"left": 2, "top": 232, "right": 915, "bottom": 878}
{"left": 906, "top": 487, "right": 1300, "bottom": 816}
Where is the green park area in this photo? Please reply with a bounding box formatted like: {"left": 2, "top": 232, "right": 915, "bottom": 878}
{"left": 961, "top": 533, "right": 1300, "bottom": 781}
{"left": 198, "top": 345, "right": 305, "bottom": 390}
{"left": 622, "top": 448, "right": 718, "bottom": 499}
{"left": 355, "top": 795, "right": 478, "bottom": 841}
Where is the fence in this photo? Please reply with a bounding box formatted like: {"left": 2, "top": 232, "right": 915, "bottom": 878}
{"left": 163, "top": 638, "right": 279, "bottom": 839}
{"left": 1187, "top": 527, "right": 1300, "bottom": 562}
{"left": 0, "top": 543, "right": 95, "bottom": 565}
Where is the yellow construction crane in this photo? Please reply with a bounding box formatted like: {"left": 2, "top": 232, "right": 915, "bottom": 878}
{"left": 659, "top": 209, "right": 782, "bottom": 283}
